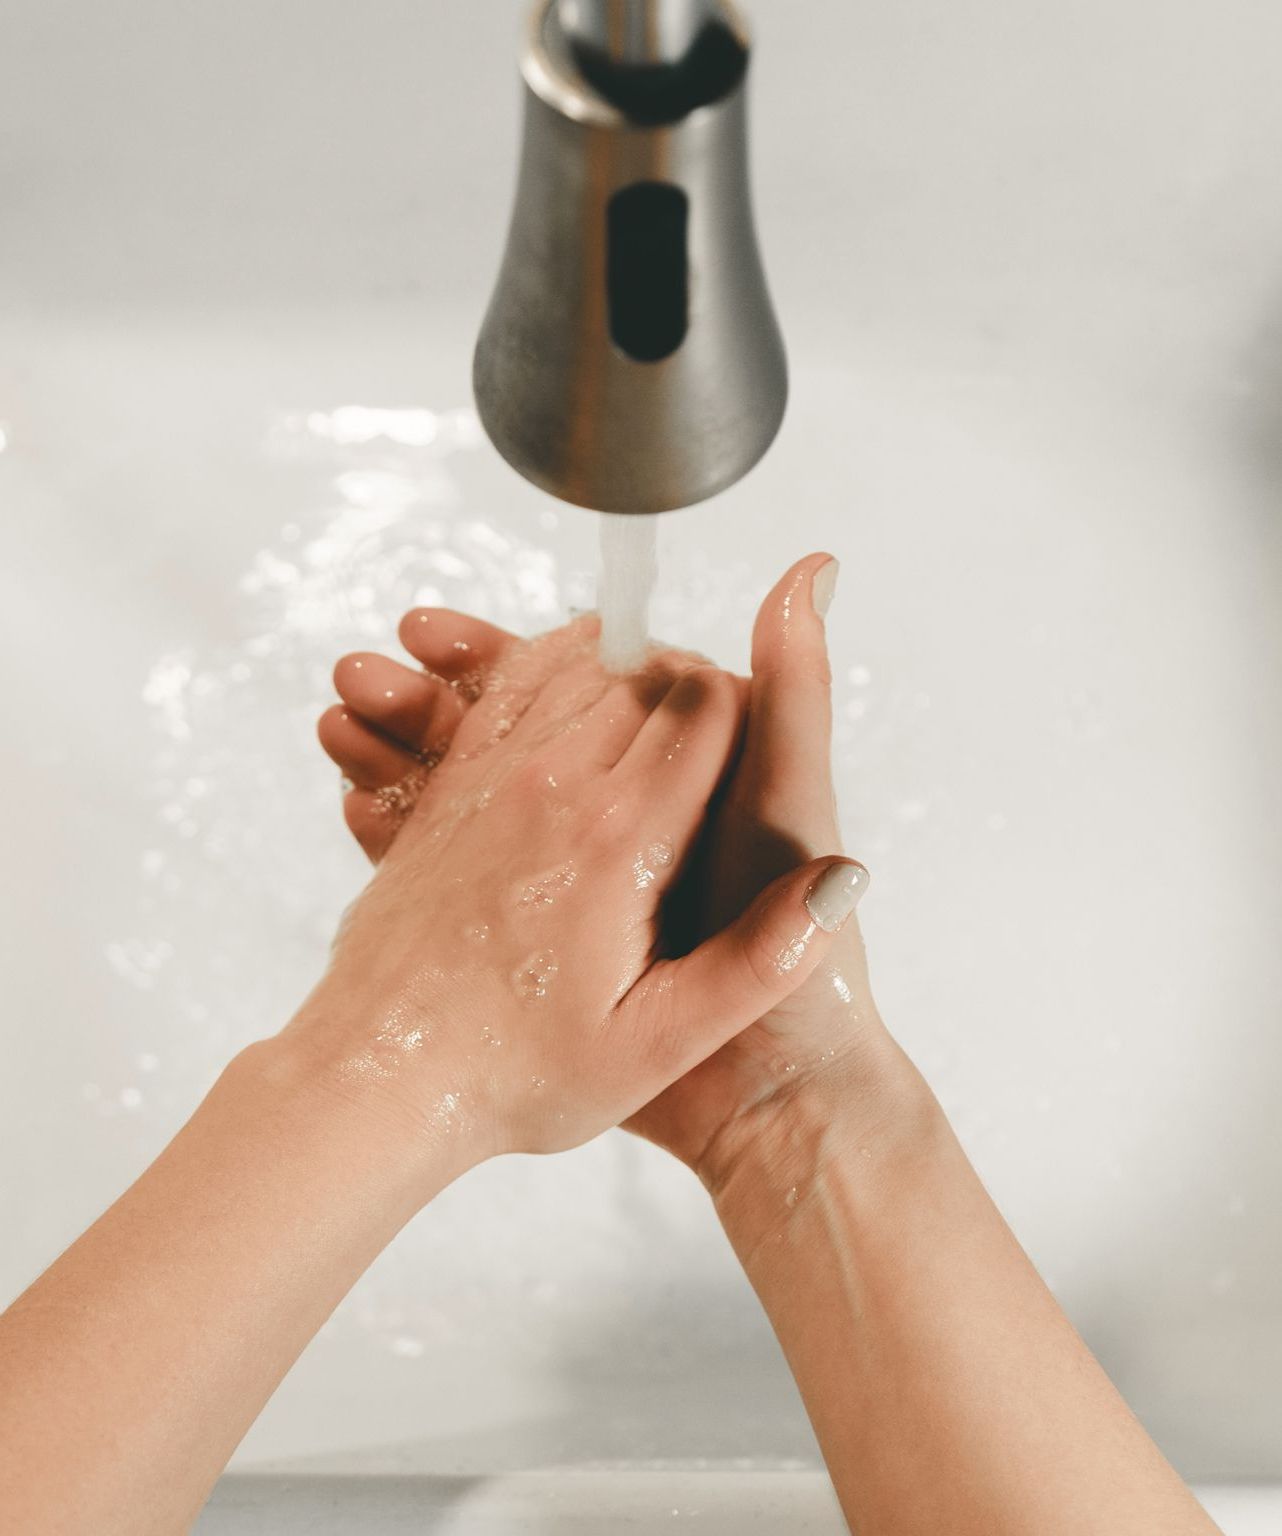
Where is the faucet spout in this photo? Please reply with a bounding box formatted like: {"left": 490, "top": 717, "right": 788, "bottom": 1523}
{"left": 553, "top": 0, "right": 723, "bottom": 67}
{"left": 473, "top": 0, "right": 786, "bottom": 515}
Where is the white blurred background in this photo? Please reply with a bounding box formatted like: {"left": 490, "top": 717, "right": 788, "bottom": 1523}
{"left": 1, "top": 0, "right": 1280, "bottom": 1484}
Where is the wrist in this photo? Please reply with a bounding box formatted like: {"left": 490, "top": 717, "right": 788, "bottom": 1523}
{"left": 706, "top": 1033, "right": 946, "bottom": 1267}
{"left": 231, "top": 1008, "right": 485, "bottom": 1217}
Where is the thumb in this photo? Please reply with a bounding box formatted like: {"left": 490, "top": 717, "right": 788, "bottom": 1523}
{"left": 630, "top": 857, "right": 869, "bottom": 1081}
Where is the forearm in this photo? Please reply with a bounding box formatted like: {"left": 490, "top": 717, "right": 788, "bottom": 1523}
{"left": 711, "top": 1044, "right": 1218, "bottom": 1536}
{"left": 0, "top": 1031, "right": 463, "bottom": 1536}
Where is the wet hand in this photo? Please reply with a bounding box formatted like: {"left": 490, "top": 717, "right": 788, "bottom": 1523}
{"left": 623, "top": 555, "right": 902, "bottom": 1186}
{"left": 306, "top": 625, "right": 857, "bottom": 1181}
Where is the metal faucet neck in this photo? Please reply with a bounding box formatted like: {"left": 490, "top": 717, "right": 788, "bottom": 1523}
{"left": 554, "top": 0, "right": 722, "bottom": 67}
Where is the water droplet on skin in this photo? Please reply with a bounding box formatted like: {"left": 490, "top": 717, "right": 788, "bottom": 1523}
{"left": 785, "top": 1185, "right": 800, "bottom": 1208}
{"left": 465, "top": 923, "right": 490, "bottom": 944}
{"left": 774, "top": 933, "right": 811, "bottom": 973}
{"left": 518, "top": 865, "right": 577, "bottom": 908}
{"left": 373, "top": 769, "right": 428, "bottom": 821}
{"left": 829, "top": 971, "right": 854, "bottom": 1004}
{"left": 429, "top": 1091, "right": 462, "bottom": 1133}
{"left": 454, "top": 667, "right": 485, "bottom": 702}
{"left": 337, "top": 1048, "right": 395, "bottom": 1084}
{"left": 531, "top": 1077, "right": 546, "bottom": 1091}
{"left": 514, "top": 951, "right": 559, "bottom": 1001}
{"left": 632, "top": 839, "right": 675, "bottom": 891}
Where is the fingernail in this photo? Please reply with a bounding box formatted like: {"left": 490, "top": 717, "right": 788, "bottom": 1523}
{"left": 805, "top": 861, "right": 868, "bottom": 932}
{"left": 811, "top": 558, "right": 839, "bottom": 618}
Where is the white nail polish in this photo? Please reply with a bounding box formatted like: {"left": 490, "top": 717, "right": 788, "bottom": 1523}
{"left": 805, "top": 862, "right": 868, "bottom": 932}
{"left": 812, "top": 558, "right": 839, "bottom": 618}
{"left": 340, "top": 776, "right": 355, "bottom": 796}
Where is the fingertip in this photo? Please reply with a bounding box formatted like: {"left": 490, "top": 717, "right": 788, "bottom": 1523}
{"left": 317, "top": 701, "right": 351, "bottom": 750}
{"left": 751, "top": 552, "right": 838, "bottom": 677}
{"left": 332, "top": 652, "right": 365, "bottom": 695}
{"left": 803, "top": 857, "right": 869, "bottom": 934}
{"left": 397, "top": 608, "right": 516, "bottom": 683}
{"left": 811, "top": 555, "right": 839, "bottom": 619}
{"left": 319, "top": 702, "right": 424, "bottom": 789}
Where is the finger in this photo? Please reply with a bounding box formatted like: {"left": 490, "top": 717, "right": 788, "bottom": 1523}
{"left": 611, "top": 665, "right": 743, "bottom": 799}
{"left": 317, "top": 705, "right": 421, "bottom": 789}
{"left": 548, "top": 649, "right": 702, "bottom": 771}
{"left": 625, "top": 857, "right": 869, "bottom": 1079}
{"left": 342, "top": 778, "right": 427, "bottom": 864}
{"left": 740, "top": 552, "right": 841, "bottom": 852}
{"left": 449, "top": 613, "right": 600, "bottom": 760}
{"left": 496, "top": 658, "right": 613, "bottom": 756}
{"left": 398, "top": 609, "right": 517, "bottom": 699}
{"left": 333, "top": 653, "right": 465, "bottom": 751}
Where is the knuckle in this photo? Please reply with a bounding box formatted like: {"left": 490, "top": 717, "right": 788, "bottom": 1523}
{"left": 513, "top": 749, "right": 556, "bottom": 794}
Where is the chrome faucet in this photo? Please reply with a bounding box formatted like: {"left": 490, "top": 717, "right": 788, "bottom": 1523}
{"left": 554, "top": 0, "right": 724, "bottom": 67}
{"left": 473, "top": 0, "right": 787, "bottom": 514}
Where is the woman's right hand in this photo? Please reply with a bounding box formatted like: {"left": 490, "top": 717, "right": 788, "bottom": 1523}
{"left": 298, "top": 624, "right": 861, "bottom": 1189}
{"left": 623, "top": 555, "right": 927, "bottom": 1199}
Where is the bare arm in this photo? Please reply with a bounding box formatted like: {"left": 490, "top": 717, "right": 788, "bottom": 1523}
{"left": 0, "top": 1039, "right": 443, "bottom": 1535}
{"left": 0, "top": 635, "right": 851, "bottom": 1535}
{"left": 710, "top": 1039, "right": 1221, "bottom": 1536}
{"left": 320, "top": 561, "right": 1223, "bottom": 1536}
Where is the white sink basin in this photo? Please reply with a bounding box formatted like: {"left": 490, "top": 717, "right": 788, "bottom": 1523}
{"left": 197, "top": 1473, "right": 1279, "bottom": 1534}
{"left": 3, "top": 0, "right": 1280, "bottom": 1499}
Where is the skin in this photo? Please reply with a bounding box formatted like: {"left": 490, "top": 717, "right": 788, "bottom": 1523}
{"left": 0, "top": 625, "right": 857, "bottom": 1535}
{"left": 322, "top": 552, "right": 1220, "bottom": 1536}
